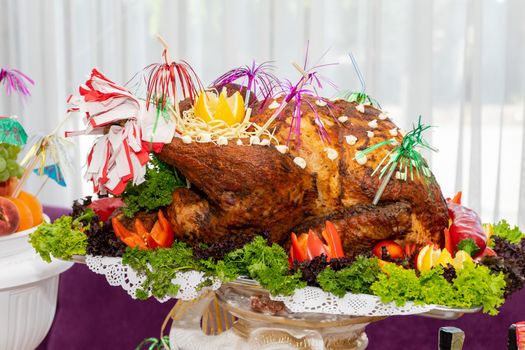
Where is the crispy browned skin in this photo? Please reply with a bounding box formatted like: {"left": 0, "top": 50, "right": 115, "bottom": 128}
{"left": 160, "top": 139, "right": 317, "bottom": 244}
{"left": 158, "top": 93, "right": 448, "bottom": 255}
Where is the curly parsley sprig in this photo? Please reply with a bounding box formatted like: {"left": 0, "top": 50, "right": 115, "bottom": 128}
{"left": 122, "top": 236, "right": 305, "bottom": 300}
{"left": 120, "top": 156, "right": 185, "bottom": 217}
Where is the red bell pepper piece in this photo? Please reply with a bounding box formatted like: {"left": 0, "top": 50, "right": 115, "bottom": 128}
{"left": 306, "top": 230, "right": 329, "bottom": 260}
{"left": 297, "top": 233, "right": 308, "bottom": 250}
{"left": 443, "top": 228, "right": 453, "bottom": 253}
{"left": 289, "top": 233, "right": 310, "bottom": 267}
{"left": 88, "top": 197, "right": 125, "bottom": 222}
{"left": 447, "top": 200, "right": 487, "bottom": 257}
{"left": 290, "top": 232, "right": 307, "bottom": 262}
{"left": 288, "top": 222, "right": 346, "bottom": 266}
{"left": 450, "top": 191, "right": 462, "bottom": 205}
{"left": 322, "top": 221, "right": 344, "bottom": 258}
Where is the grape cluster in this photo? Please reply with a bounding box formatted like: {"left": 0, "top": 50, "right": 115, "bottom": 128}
{"left": 0, "top": 144, "right": 24, "bottom": 182}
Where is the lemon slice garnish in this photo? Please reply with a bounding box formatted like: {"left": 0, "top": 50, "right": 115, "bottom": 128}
{"left": 453, "top": 250, "right": 473, "bottom": 270}
{"left": 417, "top": 245, "right": 433, "bottom": 271}
{"left": 194, "top": 88, "right": 245, "bottom": 126}
{"left": 435, "top": 248, "right": 454, "bottom": 268}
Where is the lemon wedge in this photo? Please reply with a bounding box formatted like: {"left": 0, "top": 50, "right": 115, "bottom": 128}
{"left": 194, "top": 88, "right": 245, "bottom": 126}
{"left": 483, "top": 223, "right": 494, "bottom": 247}
{"left": 194, "top": 91, "right": 218, "bottom": 123}
{"left": 435, "top": 248, "right": 454, "bottom": 267}
{"left": 417, "top": 244, "right": 435, "bottom": 271}
{"left": 453, "top": 250, "right": 473, "bottom": 269}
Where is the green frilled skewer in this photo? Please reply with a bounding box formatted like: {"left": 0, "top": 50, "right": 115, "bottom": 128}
{"left": 135, "top": 336, "right": 170, "bottom": 350}
{"left": 334, "top": 90, "right": 381, "bottom": 108}
{"left": 358, "top": 116, "right": 437, "bottom": 205}
{"left": 332, "top": 53, "right": 381, "bottom": 108}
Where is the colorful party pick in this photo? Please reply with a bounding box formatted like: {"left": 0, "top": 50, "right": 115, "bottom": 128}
{"left": 33, "top": 163, "right": 66, "bottom": 187}
{"left": 0, "top": 116, "right": 28, "bottom": 146}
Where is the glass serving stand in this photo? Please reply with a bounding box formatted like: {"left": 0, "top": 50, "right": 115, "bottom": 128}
{"left": 168, "top": 278, "right": 479, "bottom": 350}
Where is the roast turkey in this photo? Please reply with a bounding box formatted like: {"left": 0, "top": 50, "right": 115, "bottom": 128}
{"left": 158, "top": 90, "right": 449, "bottom": 256}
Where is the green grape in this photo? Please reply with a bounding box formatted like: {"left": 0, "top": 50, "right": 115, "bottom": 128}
{"left": 16, "top": 166, "right": 24, "bottom": 178}
{"left": 7, "top": 145, "right": 20, "bottom": 159}
{"left": 0, "top": 147, "right": 8, "bottom": 159}
{"left": 0, "top": 170, "right": 9, "bottom": 182}
{"left": 6, "top": 159, "right": 18, "bottom": 173}
{"left": 0, "top": 158, "right": 6, "bottom": 173}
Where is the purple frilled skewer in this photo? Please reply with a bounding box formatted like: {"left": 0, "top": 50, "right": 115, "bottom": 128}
{"left": 0, "top": 68, "right": 34, "bottom": 97}
{"left": 255, "top": 44, "right": 337, "bottom": 145}
{"left": 212, "top": 61, "right": 280, "bottom": 109}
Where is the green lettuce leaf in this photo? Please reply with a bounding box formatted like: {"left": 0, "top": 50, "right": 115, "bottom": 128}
{"left": 29, "top": 210, "right": 94, "bottom": 262}
{"left": 317, "top": 256, "right": 381, "bottom": 297}
{"left": 370, "top": 262, "right": 506, "bottom": 315}
{"left": 491, "top": 220, "right": 524, "bottom": 245}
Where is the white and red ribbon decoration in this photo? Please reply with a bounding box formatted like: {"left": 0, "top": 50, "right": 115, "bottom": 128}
{"left": 68, "top": 69, "right": 176, "bottom": 195}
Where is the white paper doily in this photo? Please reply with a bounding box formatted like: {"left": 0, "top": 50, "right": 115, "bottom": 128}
{"left": 270, "top": 286, "right": 436, "bottom": 316}
{"left": 85, "top": 256, "right": 461, "bottom": 317}
{"left": 85, "top": 255, "right": 222, "bottom": 302}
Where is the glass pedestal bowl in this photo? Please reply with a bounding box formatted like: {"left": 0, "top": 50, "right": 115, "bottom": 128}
{"left": 169, "top": 279, "right": 385, "bottom": 350}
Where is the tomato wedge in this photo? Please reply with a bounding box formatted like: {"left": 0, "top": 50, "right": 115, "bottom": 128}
{"left": 111, "top": 217, "right": 135, "bottom": 240}
{"left": 134, "top": 219, "right": 150, "bottom": 241}
{"left": 111, "top": 212, "right": 174, "bottom": 250}
{"left": 322, "top": 221, "right": 344, "bottom": 258}
{"left": 148, "top": 210, "right": 174, "bottom": 248}
{"left": 122, "top": 235, "right": 148, "bottom": 250}
{"left": 112, "top": 217, "right": 147, "bottom": 249}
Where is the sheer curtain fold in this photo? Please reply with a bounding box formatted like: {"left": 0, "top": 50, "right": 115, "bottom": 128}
{"left": 0, "top": 0, "right": 524, "bottom": 226}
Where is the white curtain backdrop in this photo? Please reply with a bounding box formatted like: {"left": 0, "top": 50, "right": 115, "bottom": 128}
{"left": 1, "top": 0, "right": 525, "bottom": 227}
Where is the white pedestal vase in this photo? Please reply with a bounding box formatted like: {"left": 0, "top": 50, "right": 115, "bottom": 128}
{"left": 0, "top": 218, "right": 73, "bottom": 350}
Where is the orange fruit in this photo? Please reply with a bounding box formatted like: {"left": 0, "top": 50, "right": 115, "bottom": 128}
{"left": 17, "top": 191, "right": 43, "bottom": 225}
{"left": 6, "top": 197, "right": 34, "bottom": 231}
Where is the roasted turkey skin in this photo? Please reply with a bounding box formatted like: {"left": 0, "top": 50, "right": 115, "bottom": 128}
{"left": 158, "top": 93, "right": 449, "bottom": 256}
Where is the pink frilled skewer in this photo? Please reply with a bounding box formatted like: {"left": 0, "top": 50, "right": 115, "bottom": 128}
{"left": 143, "top": 35, "right": 203, "bottom": 117}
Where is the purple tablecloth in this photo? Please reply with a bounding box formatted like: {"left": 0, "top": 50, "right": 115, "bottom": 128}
{"left": 37, "top": 207, "right": 525, "bottom": 349}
